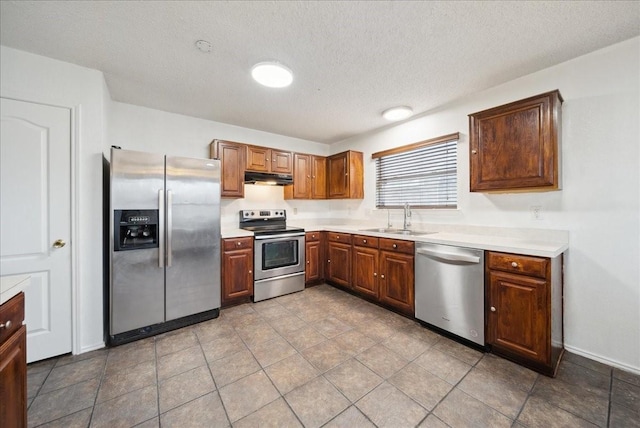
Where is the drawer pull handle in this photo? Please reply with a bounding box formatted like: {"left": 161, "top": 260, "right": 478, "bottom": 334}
{"left": 511, "top": 262, "right": 518, "bottom": 268}
{"left": 0, "top": 320, "right": 12, "bottom": 329}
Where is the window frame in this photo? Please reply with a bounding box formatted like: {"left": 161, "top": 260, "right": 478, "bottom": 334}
{"left": 372, "top": 132, "right": 459, "bottom": 210}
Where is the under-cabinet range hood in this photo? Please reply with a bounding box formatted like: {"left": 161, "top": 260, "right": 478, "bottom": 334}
{"left": 244, "top": 171, "right": 293, "bottom": 185}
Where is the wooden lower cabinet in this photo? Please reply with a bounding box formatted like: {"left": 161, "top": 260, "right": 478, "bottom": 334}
{"left": 325, "top": 233, "right": 352, "bottom": 289}
{"left": 350, "top": 235, "right": 414, "bottom": 316}
{"left": 221, "top": 237, "right": 254, "bottom": 306}
{"left": 379, "top": 249, "right": 415, "bottom": 316}
{"left": 305, "top": 232, "right": 323, "bottom": 284}
{"left": 0, "top": 292, "right": 27, "bottom": 428}
{"left": 352, "top": 245, "right": 379, "bottom": 299}
{"left": 486, "top": 251, "right": 563, "bottom": 376}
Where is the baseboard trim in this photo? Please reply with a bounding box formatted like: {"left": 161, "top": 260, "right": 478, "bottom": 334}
{"left": 564, "top": 344, "right": 640, "bottom": 375}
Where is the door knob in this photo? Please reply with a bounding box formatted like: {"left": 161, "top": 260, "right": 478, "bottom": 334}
{"left": 53, "top": 239, "right": 66, "bottom": 248}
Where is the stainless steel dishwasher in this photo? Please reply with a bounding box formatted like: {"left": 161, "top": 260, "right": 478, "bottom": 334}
{"left": 415, "top": 243, "right": 485, "bottom": 346}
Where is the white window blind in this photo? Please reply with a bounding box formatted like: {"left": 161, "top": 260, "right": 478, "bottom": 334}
{"left": 375, "top": 135, "right": 458, "bottom": 209}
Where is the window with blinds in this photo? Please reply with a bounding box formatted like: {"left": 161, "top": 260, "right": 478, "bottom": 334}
{"left": 374, "top": 134, "right": 458, "bottom": 209}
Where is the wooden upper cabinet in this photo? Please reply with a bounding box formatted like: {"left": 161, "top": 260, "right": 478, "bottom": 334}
{"left": 327, "top": 150, "right": 364, "bottom": 199}
{"left": 311, "top": 155, "right": 327, "bottom": 199}
{"left": 246, "top": 145, "right": 292, "bottom": 174}
{"left": 211, "top": 140, "right": 244, "bottom": 198}
{"left": 284, "top": 153, "right": 327, "bottom": 200}
{"left": 469, "top": 90, "right": 563, "bottom": 192}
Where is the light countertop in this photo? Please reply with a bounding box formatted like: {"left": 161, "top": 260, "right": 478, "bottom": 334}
{"left": 222, "top": 224, "right": 568, "bottom": 258}
{"left": 1, "top": 274, "right": 30, "bottom": 305}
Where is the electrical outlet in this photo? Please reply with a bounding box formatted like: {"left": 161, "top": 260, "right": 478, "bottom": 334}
{"left": 531, "top": 206, "right": 543, "bottom": 220}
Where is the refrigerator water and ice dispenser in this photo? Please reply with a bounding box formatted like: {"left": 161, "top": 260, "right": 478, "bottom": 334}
{"left": 113, "top": 209, "right": 159, "bottom": 251}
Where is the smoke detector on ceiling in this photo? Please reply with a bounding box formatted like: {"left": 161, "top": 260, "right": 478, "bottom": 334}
{"left": 195, "top": 40, "right": 212, "bottom": 53}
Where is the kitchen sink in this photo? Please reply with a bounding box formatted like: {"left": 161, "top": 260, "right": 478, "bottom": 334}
{"left": 359, "top": 228, "right": 435, "bottom": 236}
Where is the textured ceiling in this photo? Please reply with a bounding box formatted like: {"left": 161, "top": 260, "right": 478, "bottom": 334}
{"left": 1, "top": 1, "right": 639, "bottom": 144}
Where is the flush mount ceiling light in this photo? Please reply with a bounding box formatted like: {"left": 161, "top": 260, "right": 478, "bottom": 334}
{"left": 382, "top": 106, "right": 413, "bottom": 121}
{"left": 251, "top": 61, "right": 293, "bottom": 88}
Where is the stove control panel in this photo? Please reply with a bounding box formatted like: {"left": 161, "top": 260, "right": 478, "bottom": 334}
{"left": 240, "top": 209, "right": 286, "bottom": 220}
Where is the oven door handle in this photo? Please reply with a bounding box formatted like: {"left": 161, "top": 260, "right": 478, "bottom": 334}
{"left": 254, "top": 232, "right": 305, "bottom": 240}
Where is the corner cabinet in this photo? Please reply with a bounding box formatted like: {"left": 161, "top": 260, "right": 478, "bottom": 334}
{"left": 221, "top": 237, "right": 254, "bottom": 306}
{"left": 210, "top": 140, "right": 245, "bottom": 198}
{"left": 0, "top": 292, "right": 27, "bottom": 428}
{"left": 469, "top": 90, "right": 563, "bottom": 192}
{"left": 284, "top": 154, "right": 327, "bottom": 200}
{"left": 486, "top": 251, "right": 564, "bottom": 376}
{"left": 327, "top": 151, "right": 364, "bottom": 199}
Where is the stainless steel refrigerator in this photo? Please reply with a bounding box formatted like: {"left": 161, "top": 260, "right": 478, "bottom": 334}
{"left": 108, "top": 148, "right": 221, "bottom": 345}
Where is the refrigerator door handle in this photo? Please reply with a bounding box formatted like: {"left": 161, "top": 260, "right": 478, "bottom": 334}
{"left": 158, "top": 189, "right": 165, "bottom": 268}
{"left": 167, "top": 190, "right": 173, "bottom": 267}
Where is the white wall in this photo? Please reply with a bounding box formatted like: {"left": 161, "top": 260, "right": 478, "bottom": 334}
{"left": 331, "top": 37, "right": 640, "bottom": 372}
{"left": 107, "top": 101, "right": 332, "bottom": 227}
{"left": 1, "top": 46, "right": 107, "bottom": 354}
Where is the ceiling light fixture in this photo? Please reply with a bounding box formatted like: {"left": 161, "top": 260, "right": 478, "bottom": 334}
{"left": 251, "top": 61, "right": 293, "bottom": 88}
{"left": 382, "top": 106, "right": 413, "bottom": 121}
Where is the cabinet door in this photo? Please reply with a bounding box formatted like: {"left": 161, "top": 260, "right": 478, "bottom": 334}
{"left": 222, "top": 248, "right": 254, "bottom": 305}
{"left": 327, "top": 152, "right": 349, "bottom": 198}
{"left": 271, "top": 150, "right": 293, "bottom": 174}
{"left": 487, "top": 271, "right": 549, "bottom": 364}
{"left": 215, "top": 140, "right": 245, "bottom": 198}
{"left": 326, "top": 242, "right": 351, "bottom": 289}
{"left": 379, "top": 251, "right": 414, "bottom": 316}
{"left": 305, "top": 240, "right": 321, "bottom": 283}
{"left": 246, "top": 145, "right": 270, "bottom": 172}
{"left": 352, "top": 246, "right": 379, "bottom": 299}
{"left": 469, "top": 90, "right": 562, "bottom": 192}
{"left": 311, "top": 156, "right": 327, "bottom": 199}
{"left": 0, "top": 325, "right": 27, "bottom": 428}
{"left": 292, "top": 153, "right": 311, "bottom": 199}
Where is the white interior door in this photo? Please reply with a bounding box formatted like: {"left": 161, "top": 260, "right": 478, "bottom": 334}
{"left": 0, "top": 97, "right": 72, "bottom": 363}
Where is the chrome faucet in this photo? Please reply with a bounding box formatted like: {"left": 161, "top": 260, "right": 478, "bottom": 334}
{"left": 403, "top": 202, "right": 411, "bottom": 230}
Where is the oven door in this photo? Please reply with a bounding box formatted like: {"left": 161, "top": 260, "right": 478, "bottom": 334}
{"left": 254, "top": 232, "right": 305, "bottom": 281}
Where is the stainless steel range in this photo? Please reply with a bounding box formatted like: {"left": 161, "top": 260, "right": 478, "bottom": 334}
{"left": 239, "top": 210, "right": 305, "bottom": 302}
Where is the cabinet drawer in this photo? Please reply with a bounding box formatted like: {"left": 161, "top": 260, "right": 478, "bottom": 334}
{"left": 487, "top": 252, "right": 549, "bottom": 278}
{"left": 327, "top": 233, "right": 352, "bottom": 244}
{"left": 379, "top": 238, "right": 414, "bottom": 254}
{"left": 223, "top": 237, "right": 253, "bottom": 251}
{"left": 352, "top": 235, "right": 379, "bottom": 249}
{"left": 0, "top": 292, "right": 24, "bottom": 343}
{"left": 305, "top": 232, "right": 321, "bottom": 242}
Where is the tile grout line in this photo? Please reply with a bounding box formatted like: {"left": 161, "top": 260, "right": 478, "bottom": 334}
{"left": 606, "top": 367, "right": 613, "bottom": 427}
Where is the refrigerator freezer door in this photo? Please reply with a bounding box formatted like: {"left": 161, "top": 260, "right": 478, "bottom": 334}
{"left": 165, "top": 156, "right": 221, "bottom": 320}
{"left": 110, "top": 149, "right": 165, "bottom": 335}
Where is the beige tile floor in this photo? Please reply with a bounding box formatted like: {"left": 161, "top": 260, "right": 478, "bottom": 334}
{"left": 26, "top": 284, "right": 639, "bottom": 427}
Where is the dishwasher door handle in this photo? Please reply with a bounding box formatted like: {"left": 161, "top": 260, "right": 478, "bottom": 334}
{"left": 416, "top": 248, "right": 481, "bottom": 264}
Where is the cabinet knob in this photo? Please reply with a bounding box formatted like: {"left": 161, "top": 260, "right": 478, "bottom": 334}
{"left": 511, "top": 261, "right": 518, "bottom": 268}
{"left": 490, "top": 306, "right": 496, "bottom": 312}
{"left": 336, "top": 235, "right": 339, "bottom": 239}
{"left": 237, "top": 242, "right": 242, "bottom": 246}
{"left": 373, "top": 272, "right": 377, "bottom": 277}
{"left": 307, "top": 260, "right": 310, "bottom": 264}
{"left": 307, "top": 175, "right": 311, "bottom": 178}
{"left": 327, "top": 259, "right": 331, "bottom": 263}
{"left": 381, "top": 274, "right": 385, "bottom": 279}
{"left": 472, "top": 149, "right": 478, "bottom": 154}
{"left": 312, "top": 176, "right": 316, "bottom": 178}
{"left": 0, "top": 320, "right": 12, "bottom": 329}
{"left": 312, "top": 234, "right": 316, "bottom": 238}
{"left": 393, "top": 244, "right": 397, "bottom": 249}
{"left": 266, "top": 158, "right": 270, "bottom": 161}
{"left": 248, "top": 270, "right": 252, "bottom": 274}
{"left": 363, "top": 239, "right": 367, "bottom": 244}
